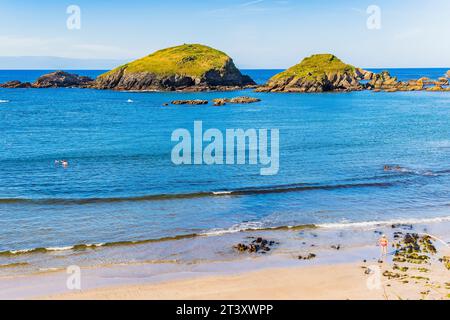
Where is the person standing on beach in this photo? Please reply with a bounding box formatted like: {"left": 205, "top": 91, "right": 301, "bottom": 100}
{"left": 379, "top": 235, "right": 389, "bottom": 256}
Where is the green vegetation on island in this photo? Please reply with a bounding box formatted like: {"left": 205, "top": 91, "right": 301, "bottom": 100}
{"left": 257, "top": 53, "right": 371, "bottom": 93}
{"left": 95, "top": 44, "right": 255, "bottom": 91}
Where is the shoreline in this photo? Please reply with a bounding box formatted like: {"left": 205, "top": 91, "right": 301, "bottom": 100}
{"left": 1, "top": 215, "right": 449, "bottom": 258}
{"left": 0, "top": 219, "right": 447, "bottom": 300}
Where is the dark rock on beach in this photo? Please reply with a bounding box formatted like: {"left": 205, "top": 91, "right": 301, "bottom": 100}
{"left": 233, "top": 237, "right": 278, "bottom": 254}
{"left": 298, "top": 253, "right": 316, "bottom": 260}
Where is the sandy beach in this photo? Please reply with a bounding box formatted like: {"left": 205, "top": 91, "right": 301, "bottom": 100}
{"left": 46, "top": 260, "right": 449, "bottom": 300}
{"left": 0, "top": 220, "right": 447, "bottom": 300}
{"left": 36, "top": 223, "right": 449, "bottom": 300}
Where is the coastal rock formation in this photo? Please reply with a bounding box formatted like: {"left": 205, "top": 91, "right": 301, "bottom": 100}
{"left": 438, "top": 77, "right": 449, "bottom": 85}
{"left": 0, "top": 71, "right": 94, "bottom": 89}
{"left": 367, "top": 71, "right": 402, "bottom": 91}
{"left": 446, "top": 70, "right": 450, "bottom": 78}
{"left": 213, "top": 96, "right": 261, "bottom": 106}
{"left": 0, "top": 80, "right": 33, "bottom": 88}
{"left": 171, "top": 99, "right": 208, "bottom": 105}
{"left": 234, "top": 237, "right": 278, "bottom": 254}
{"left": 94, "top": 44, "right": 256, "bottom": 91}
{"left": 256, "top": 54, "right": 368, "bottom": 93}
{"left": 33, "top": 71, "right": 94, "bottom": 88}
{"left": 364, "top": 71, "right": 450, "bottom": 92}
{"left": 298, "top": 253, "right": 317, "bottom": 260}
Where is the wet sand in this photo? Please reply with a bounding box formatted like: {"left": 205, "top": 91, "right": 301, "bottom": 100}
{"left": 0, "top": 220, "right": 448, "bottom": 300}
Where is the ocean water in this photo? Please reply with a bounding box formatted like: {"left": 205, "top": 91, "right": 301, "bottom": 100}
{"left": 1, "top": 68, "right": 450, "bottom": 257}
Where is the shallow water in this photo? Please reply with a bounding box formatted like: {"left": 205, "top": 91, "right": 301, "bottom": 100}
{"left": 1, "top": 68, "right": 450, "bottom": 260}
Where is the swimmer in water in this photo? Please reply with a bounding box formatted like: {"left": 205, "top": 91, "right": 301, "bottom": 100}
{"left": 61, "top": 160, "right": 68, "bottom": 167}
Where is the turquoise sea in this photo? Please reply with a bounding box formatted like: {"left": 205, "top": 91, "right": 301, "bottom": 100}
{"left": 1, "top": 68, "right": 450, "bottom": 267}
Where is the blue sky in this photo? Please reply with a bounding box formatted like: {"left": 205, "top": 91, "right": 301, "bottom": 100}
{"left": 0, "top": 0, "right": 449, "bottom": 68}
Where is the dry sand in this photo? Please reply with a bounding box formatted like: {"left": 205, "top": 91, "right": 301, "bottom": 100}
{"left": 45, "top": 260, "right": 449, "bottom": 300}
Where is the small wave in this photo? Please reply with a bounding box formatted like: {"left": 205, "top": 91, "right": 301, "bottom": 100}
{"left": 318, "top": 216, "right": 450, "bottom": 230}
{"left": 0, "top": 99, "right": 9, "bottom": 103}
{"left": 0, "top": 262, "right": 30, "bottom": 269}
{"left": 0, "top": 243, "right": 104, "bottom": 256}
{"left": 212, "top": 191, "right": 232, "bottom": 195}
{"left": 0, "top": 181, "right": 394, "bottom": 205}
{"left": 2, "top": 216, "right": 449, "bottom": 257}
{"left": 0, "top": 234, "right": 200, "bottom": 257}
{"left": 203, "top": 223, "right": 317, "bottom": 236}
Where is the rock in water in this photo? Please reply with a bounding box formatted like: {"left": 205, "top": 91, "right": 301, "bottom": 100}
{"left": 171, "top": 100, "right": 208, "bottom": 105}
{"left": 0, "top": 80, "right": 33, "bottom": 88}
{"left": 33, "top": 71, "right": 94, "bottom": 88}
{"left": 94, "top": 44, "right": 256, "bottom": 91}
{"left": 446, "top": 70, "right": 450, "bottom": 78}
{"left": 212, "top": 96, "right": 261, "bottom": 106}
{"left": 256, "top": 54, "right": 366, "bottom": 93}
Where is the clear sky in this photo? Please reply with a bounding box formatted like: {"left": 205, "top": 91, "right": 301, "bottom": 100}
{"left": 0, "top": 0, "right": 449, "bottom": 68}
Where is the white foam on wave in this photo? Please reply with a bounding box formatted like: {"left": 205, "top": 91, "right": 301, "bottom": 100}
{"left": 318, "top": 215, "right": 450, "bottom": 230}
{"left": 45, "top": 246, "right": 76, "bottom": 252}
{"left": 212, "top": 191, "right": 232, "bottom": 195}
{"left": 202, "top": 215, "right": 450, "bottom": 237}
{"left": 0, "top": 100, "right": 9, "bottom": 103}
{"left": 5, "top": 243, "right": 105, "bottom": 255}
{"left": 203, "top": 221, "right": 265, "bottom": 236}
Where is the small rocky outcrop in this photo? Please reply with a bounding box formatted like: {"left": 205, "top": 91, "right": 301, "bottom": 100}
{"left": 446, "top": 70, "right": 450, "bottom": 78}
{"left": 33, "top": 71, "right": 94, "bottom": 88}
{"left": 298, "top": 253, "right": 317, "bottom": 260}
{"left": 234, "top": 237, "right": 278, "bottom": 254}
{"left": 367, "top": 71, "right": 402, "bottom": 91}
{"left": 94, "top": 44, "right": 256, "bottom": 91}
{"left": 0, "top": 71, "right": 94, "bottom": 89}
{"left": 256, "top": 54, "right": 368, "bottom": 93}
{"left": 171, "top": 99, "right": 208, "bottom": 105}
{"left": 438, "top": 77, "right": 449, "bottom": 85}
{"left": 0, "top": 80, "right": 33, "bottom": 88}
{"left": 213, "top": 96, "right": 261, "bottom": 106}
{"left": 365, "top": 71, "right": 450, "bottom": 92}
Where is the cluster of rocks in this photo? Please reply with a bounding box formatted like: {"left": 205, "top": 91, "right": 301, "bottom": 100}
{"left": 365, "top": 71, "right": 450, "bottom": 92}
{"left": 298, "top": 253, "right": 317, "bottom": 260}
{"left": 233, "top": 237, "right": 278, "bottom": 254}
{"left": 0, "top": 71, "right": 94, "bottom": 89}
{"left": 171, "top": 99, "right": 208, "bottom": 105}
{"left": 169, "top": 96, "right": 261, "bottom": 106}
{"left": 256, "top": 68, "right": 372, "bottom": 93}
{"left": 212, "top": 97, "right": 261, "bottom": 106}
{"left": 439, "top": 256, "right": 450, "bottom": 270}
{"left": 392, "top": 233, "right": 436, "bottom": 265}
